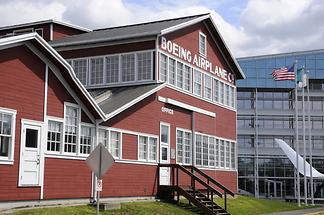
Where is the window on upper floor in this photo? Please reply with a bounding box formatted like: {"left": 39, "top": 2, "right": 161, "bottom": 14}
{"left": 106, "top": 55, "right": 119, "bottom": 84}
{"left": 64, "top": 105, "right": 80, "bottom": 153}
{"left": 121, "top": 53, "right": 135, "bottom": 82}
{"left": 199, "top": 32, "right": 207, "bottom": 57}
{"left": 73, "top": 59, "right": 88, "bottom": 85}
{"left": 90, "top": 58, "right": 104, "bottom": 85}
{"left": 204, "top": 74, "right": 212, "bottom": 100}
{"left": 0, "top": 108, "right": 16, "bottom": 164}
{"left": 110, "top": 130, "right": 121, "bottom": 158}
{"left": 193, "top": 69, "right": 202, "bottom": 96}
{"left": 137, "top": 52, "right": 152, "bottom": 81}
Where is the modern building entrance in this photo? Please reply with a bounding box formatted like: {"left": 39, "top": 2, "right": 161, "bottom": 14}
{"left": 266, "top": 179, "right": 283, "bottom": 198}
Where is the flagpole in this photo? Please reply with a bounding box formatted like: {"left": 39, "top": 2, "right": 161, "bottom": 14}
{"left": 294, "top": 61, "right": 301, "bottom": 206}
{"left": 302, "top": 68, "right": 307, "bottom": 205}
{"left": 307, "top": 70, "right": 314, "bottom": 205}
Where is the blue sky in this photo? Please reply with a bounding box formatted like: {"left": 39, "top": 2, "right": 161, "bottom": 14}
{"left": 0, "top": 0, "right": 323, "bottom": 57}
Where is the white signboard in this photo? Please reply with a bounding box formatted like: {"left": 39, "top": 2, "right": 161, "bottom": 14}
{"left": 97, "top": 179, "right": 103, "bottom": 192}
{"left": 86, "top": 143, "right": 115, "bottom": 179}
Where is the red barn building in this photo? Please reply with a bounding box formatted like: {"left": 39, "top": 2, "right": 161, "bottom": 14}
{"left": 0, "top": 14, "right": 244, "bottom": 213}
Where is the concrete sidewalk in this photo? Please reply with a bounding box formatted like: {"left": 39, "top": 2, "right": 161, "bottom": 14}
{"left": 263, "top": 206, "right": 324, "bottom": 215}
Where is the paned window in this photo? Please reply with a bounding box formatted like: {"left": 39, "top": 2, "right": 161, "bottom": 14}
{"left": 47, "top": 120, "right": 62, "bottom": 152}
{"left": 139, "top": 136, "right": 157, "bottom": 162}
{"left": 225, "top": 141, "right": 230, "bottom": 168}
{"left": 80, "top": 126, "right": 93, "bottom": 154}
{"left": 73, "top": 59, "right": 88, "bottom": 85}
{"left": 208, "top": 137, "right": 215, "bottom": 167}
{"left": 220, "top": 82, "right": 225, "bottom": 104}
{"left": 110, "top": 131, "right": 121, "bottom": 158}
{"left": 183, "top": 65, "right": 191, "bottom": 92}
{"left": 204, "top": 74, "right": 212, "bottom": 100}
{"left": 64, "top": 106, "right": 79, "bottom": 153}
{"left": 159, "top": 54, "right": 167, "bottom": 82}
{"left": 169, "top": 58, "right": 176, "bottom": 85}
{"left": 176, "top": 129, "right": 192, "bottom": 165}
{"left": 106, "top": 55, "right": 119, "bottom": 83}
{"left": 90, "top": 58, "right": 104, "bottom": 85}
{"left": 195, "top": 134, "right": 202, "bottom": 165}
{"left": 231, "top": 142, "right": 236, "bottom": 169}
{"left": 177, "top": 62, "right": 184, "bottom": 88}
{"left": 199, "top": 32, "right": 207, "bottom": 56}
{"left": 121, "top": 54, "right": 135, "bottom": 82}
{"left": 215, "top": 139, "right": 219, "bottom": 167}
{"left": 137, "top": 52, "right": 152, "bottom": 81}
{"left": 139, "top": 136, "right": 148, "bottom": 160}
{"left": 0, "top": 110, "right": 15, "bottom": 162}
{"left": 220, "top": 140, "right": 225, "bottom": 168}
{"left": 194, "top": 69, "right": 202, "bottom": 96}
{"left": 98, "top": 129, "right": 109, "bottom": 148}
{"left": 148, "top": 137, "right": 157, "bottom": 161}
{"left": 202, "top": 136, "right": 209, "bottom": 166}
{"left": 213, "top": 79, "right": 219, "bottom": 102}
{"left": 225, "top": 85, "right": 230, "bottom": 106}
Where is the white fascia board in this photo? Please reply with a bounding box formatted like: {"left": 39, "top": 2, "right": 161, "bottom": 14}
{"left": 160, "top": 15, "right": 210, "bottom": 36}
{"left": 106, "top": 83, "right": 167, "bottom": 120}
{"left": 0, "top": 33, "right": 107, "bottom": 120}
{"left": 205, "top": 15, "right": 246, "bottom": 79}
{"left": 52, "top": 20, "right": 91, "bottom": 32}
{"left": 158, "top": 96, "right": 216, "bottom": 117}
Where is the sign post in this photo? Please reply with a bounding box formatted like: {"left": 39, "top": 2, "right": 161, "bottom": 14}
{"left": 86, "top": 143, "right": 115, "bottom": 215}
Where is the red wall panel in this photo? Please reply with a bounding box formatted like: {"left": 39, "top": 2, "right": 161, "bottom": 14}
{"left": 122, "top": 133, "right": 138, "bottom": 160}
{"left": 0, "top": 45, "right": 45, "bottom": 201}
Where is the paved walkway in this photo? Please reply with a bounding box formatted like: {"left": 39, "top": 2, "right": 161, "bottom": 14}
{"left": 263, "top": 206, "right": 324, "bottom": 215}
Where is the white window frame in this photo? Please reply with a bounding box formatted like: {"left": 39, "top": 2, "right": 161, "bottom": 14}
{"left": 109, "top": 129, "right": 122, "bottom": 159}
{"left": 176, "top": 128, "right": 192, "bottom": 165}
{"left": 138, "top": 135, "right": 158, "bottom": 162}
{"left": 204, "top": 74, "right": 212, "bottom": 100}
{"left": 193, "top": 69, "right": 202, "bottom": 97}
{"left": 35, "top": 28, "right": 44, "bottom": 37}
{"left": 47, "top": 118, "right": 63, "bottom": 154}
{"left": 79, "top": 123, "right": 95, "bottom": 155}
{"left": 0, "top": 107, "right": 17, "bottom": 165}
{"left": 89, "top": 57, "right": 105, "bottom": 86}
{"left": 63, "top": 102, "right": 81, "bottom": 155}
{"left": 199, "top": 32, "right": 207, "bottom": 57}
{"left": 72, "top": 58, "right": 89, "bottom": 86}
{"left": 160, "top": 122, "right": 170, "bottom": 163}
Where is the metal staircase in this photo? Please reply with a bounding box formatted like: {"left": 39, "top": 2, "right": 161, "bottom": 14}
{"left": 158, "top": 164, "right": 234, "bottom": 215}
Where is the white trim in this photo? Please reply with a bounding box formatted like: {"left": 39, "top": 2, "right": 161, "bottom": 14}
{"left": 115, "top": 159, "right": 158, "bottom": 166}
{"left": 98, "top": 126, "right": 159, "bottom": 139}
{"left": 0, "top": 19, "right": 91, "bottom": 32}
{"left": 0, "top": 107, "right": 17, "bottom": 165}
{"left": 47, "top": 116, "right": 64, "bottom": 122}
{"left": 18, "top": 119, "right": 44, "bottom": 187}
{"left": 50, "top": 23, "right": 53, "bottom": 40}
{"left": 45, "top": 153, "right": 87, "bottom": 160}
{"left": 158, "top": 96, "right": 216, "bottom": 117}
{"left": 105, "top": 83, "right": 166, "bottom": 120}
{"left": 35, "top": 28, "right": 43, "bottom": 38}
{"left": 159, "top": 122, "right": 170, "bottom": 162}
{"left": 0, "top": 33, "right": 107, "bottom": 120}
{"left": 199, "top": 31, "right": 207, "bottom": 58}
{"left": 160, "top": 15, "right": 210, "bottom": 35}
{"left": 63, "top": 102, "right": 81, "bottom": 155}
{"left": 175, "top": 128, "right": 192, "bottom": 165}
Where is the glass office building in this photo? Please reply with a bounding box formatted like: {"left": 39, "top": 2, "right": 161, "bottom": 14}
{"left": 237, "top": 50, "right": 324, "bottom": 199}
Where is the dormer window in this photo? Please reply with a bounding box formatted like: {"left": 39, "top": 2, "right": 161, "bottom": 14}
{"left": 199, "top": 32, "right": 207, "bottom": 57}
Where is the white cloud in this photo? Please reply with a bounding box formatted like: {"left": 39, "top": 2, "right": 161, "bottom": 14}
{"left": 1, "top": 0, "right": 324, "bottom": 58}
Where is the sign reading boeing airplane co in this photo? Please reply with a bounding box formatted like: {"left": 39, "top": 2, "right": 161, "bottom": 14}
{"left": 160, "top": 36, "right": 235, "bottom": 84}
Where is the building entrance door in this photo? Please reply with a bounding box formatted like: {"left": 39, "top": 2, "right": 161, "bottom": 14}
{"left": 266, "top": 179, "right": 283, "bottom": 198}
{"left": 19, "top": 122, "right": 42, "bottom": 186}
{"left": 159, "top": 123, "right": 170, "bottom": 185}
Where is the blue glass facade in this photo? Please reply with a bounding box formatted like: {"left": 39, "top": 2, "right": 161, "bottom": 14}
{"left": 236, "top": 50, "right": 324, "bottom": 199}
{"left": 237, "top": 50, "right": 324, "bottom": 88}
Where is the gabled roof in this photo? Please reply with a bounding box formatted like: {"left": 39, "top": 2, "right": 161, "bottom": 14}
{"left": 50, "top": 13, "right": 245, "bottom": 79}
{"left": 89, "top": 83, "right": 166, "bottom": 120}
{"left": 49, "top": 13, "right": 209, "bottom": 47}
{"left": 0, "top": 19, "right": 91, "bottom": 33}
{"left": 0, "top": 33, "right": 106, "bottom": 120}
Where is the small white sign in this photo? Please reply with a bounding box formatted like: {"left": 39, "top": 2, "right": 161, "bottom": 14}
{"left": 97, "top": 179, "right": 103, "bottom": 191}
{"left": 161, "top": 107, "right": 174, "bottom": 115}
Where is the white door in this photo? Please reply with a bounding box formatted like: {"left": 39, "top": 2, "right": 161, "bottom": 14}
{"left": 19, "top": 123, "right": 42, "bottom": 186}
{"left": 160, "top": 123, "right": 170, "bottom": 186}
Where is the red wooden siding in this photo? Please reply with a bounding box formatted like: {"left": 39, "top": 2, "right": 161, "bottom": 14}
{"left": 122, "top": 133, "right": 138, "bottom": 160}
{"left": 0, "top": 45, "right": 45, "bottom": 201}
{"left": 52, "top": 23, "right": 87, "bottom": 41}
{"left": 44, "top": 158, "right": 92, "bottom": 199}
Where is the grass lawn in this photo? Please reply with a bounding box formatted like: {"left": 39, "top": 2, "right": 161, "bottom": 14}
{"left": 10, "top": 196, "right": 316, "bottom": 215}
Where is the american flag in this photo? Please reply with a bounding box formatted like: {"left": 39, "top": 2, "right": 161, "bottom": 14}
{"left": 272, "top": 65, "right": 295, "bottom": 81}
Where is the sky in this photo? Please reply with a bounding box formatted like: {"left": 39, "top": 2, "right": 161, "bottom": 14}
{"left": 0, "top": 0, "right": 323, "bottom": 57}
